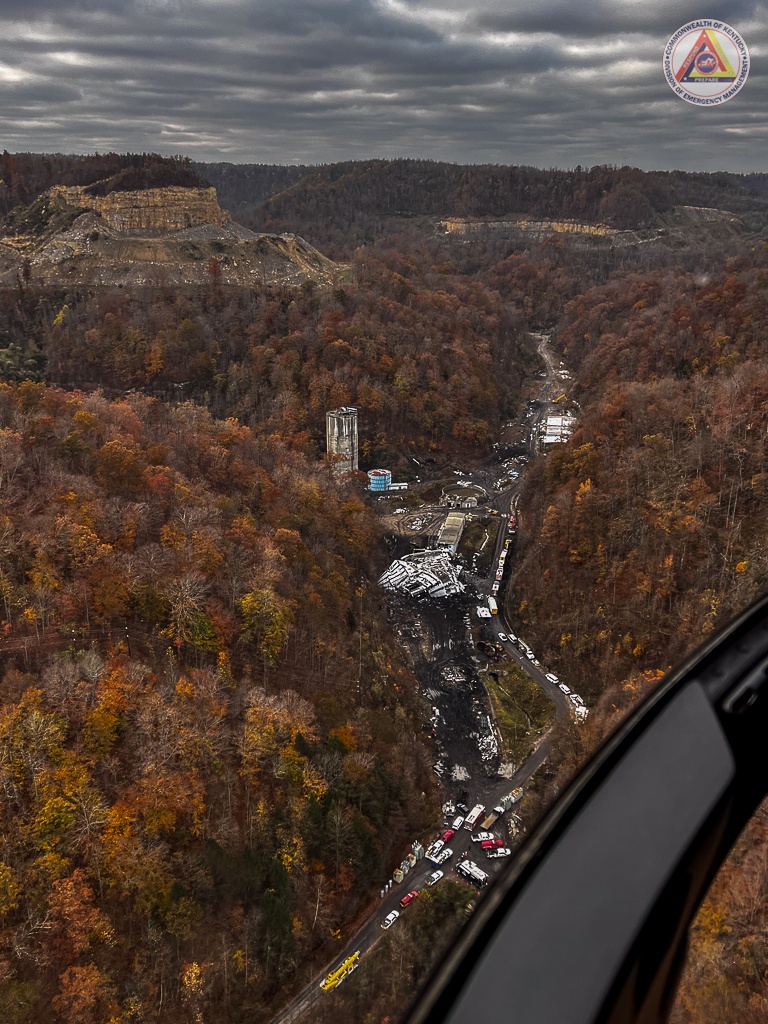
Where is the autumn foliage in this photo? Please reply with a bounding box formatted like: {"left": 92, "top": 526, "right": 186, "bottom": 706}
{"left": 512, "top": 250, "right": 768, "bottom": 696}
{"left": 506, "top": 247, "right": 768, "bottom": 1022}
{"left": 0, "top": 382, "right": 437, "bottom": 1022}
{"left": 2, "top": 156, "right": 768, "bottom": 1023}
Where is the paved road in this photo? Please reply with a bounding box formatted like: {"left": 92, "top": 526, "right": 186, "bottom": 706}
{"left": 271, "top": 584, "right": 569, "bottom": 1024}
{"left": 270, "top": 333, "right": 571, "bottom": 1024}
{"left": 491, "top": 622, "right": 571, "bottom": 725}
{"left": 487, "top": 332, "right": 574, "bottom": 725}
{"left": 270, "top": 735, "right": 551, "bottom": 1024}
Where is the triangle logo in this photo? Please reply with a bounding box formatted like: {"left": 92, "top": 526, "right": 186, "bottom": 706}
{"left": 676, "top": 29, "right": 737, "bottom": 82}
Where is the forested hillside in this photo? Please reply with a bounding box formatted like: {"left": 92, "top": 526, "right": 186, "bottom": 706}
{"left": 1, "top": 152, "right": 768, "bottom": 1023}
{"left": 0, "top": 210, "right": 538, "bottom": 1022}
{"left": 512, "top": 252, "right": 768, "bottom": 695}
{"left": 191, "top": 163, "right": 308, "bottom": 225}
{"left": 0, "top": 381, "right": 438, "bottom": 1022}
{"left": 1, "top": 245, "right": 533, "bottom": 464}
{"left": 196, "top": 159, "right": 768, "bottom": 258}
{"left": 506, "top": 246, "right": 768, "bottom": 1023}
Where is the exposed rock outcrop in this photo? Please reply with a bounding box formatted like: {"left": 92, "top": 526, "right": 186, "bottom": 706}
{"left": 47, "top": 185, "right": 230, "bottom": 235}
{"left": 0, "top": 184, "right": 346, "bottom": 289}
{"left": 436, "top": 205, "right": 745, "bottom": 251}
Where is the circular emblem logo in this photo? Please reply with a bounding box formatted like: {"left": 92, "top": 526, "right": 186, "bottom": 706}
{"left": 663, "top": 21, "right": 749, "bottom": 105}
{"left": 695, "top": 52, "right": 717, "bottom": 75}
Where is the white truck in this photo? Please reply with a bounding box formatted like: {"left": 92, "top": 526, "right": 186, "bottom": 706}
{"left": 464, "top": 804, "right": 485, "bottom": 831}
{"left": 457, "top": 859, "right": 489, "bottom": 886}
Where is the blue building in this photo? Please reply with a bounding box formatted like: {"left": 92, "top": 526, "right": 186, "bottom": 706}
{"left": 368, "top": 468, "right": 392, "bottom": 491}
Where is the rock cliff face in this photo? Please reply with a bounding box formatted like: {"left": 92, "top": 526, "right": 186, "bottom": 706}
{"left": 436, "top": 205, "right": 745, "bottom": 251}
{"left": 0, "top": 183, "right": 345, "bottom": 289}
{"left": 47, "top": 185, "right": 230, "bottom": 234}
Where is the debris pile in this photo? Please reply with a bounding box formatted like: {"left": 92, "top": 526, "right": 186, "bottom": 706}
{"left": 378, "top": 550, "right": 465, "bottom": 599}
{"left": 471, "top": 701, "right": 499, "bottom": 766}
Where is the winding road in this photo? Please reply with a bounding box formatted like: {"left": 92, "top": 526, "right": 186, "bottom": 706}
{"left": 270, "top": 334, "right": 571, "bottom": 1024}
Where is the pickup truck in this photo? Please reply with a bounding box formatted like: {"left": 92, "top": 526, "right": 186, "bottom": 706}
{"left": 426, "top": 839, "right": 445, "bottom": 863}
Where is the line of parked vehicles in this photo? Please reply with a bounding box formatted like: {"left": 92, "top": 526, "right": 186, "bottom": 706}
{"left": 493, "top": 630, "right": 589, "bottom": 721}
{"left": 381, "top": 800, "right": 518, "bottom": 929}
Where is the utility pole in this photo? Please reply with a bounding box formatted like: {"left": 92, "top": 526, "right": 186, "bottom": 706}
{"left": 357, "top": 583, "right": 364, "bottom": 703}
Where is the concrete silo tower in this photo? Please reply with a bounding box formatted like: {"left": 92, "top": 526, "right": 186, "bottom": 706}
{"left": 326, "top": 406, "right": 359, "bottom": 473}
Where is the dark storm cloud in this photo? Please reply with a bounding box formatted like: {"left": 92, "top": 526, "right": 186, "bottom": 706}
{"left": 475, "top": 0, "right": 763, "bottom": 38}
{"left": 0, "top": 0, "right": 765, "bottom": 171}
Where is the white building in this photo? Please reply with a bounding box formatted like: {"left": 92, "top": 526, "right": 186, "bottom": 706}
{"left": 541, "top": 413, "right": 576, "bottom": 447}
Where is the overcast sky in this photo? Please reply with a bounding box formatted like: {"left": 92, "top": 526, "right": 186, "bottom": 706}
{"left": 0, "top": 0, "right": 765, "bottom": 172}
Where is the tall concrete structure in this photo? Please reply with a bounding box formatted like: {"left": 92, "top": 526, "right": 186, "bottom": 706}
{"left": 326, "top": 406, "right": 359, "bottom": 473}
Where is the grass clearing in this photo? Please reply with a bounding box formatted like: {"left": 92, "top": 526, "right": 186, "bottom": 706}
{"left": 458, "top": 516, "right": 500, "bottom": 573}
{"left": 483, "top": 662, "right": 555, "bottom": 765}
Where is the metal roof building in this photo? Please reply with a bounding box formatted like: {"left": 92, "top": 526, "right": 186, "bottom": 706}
{"left": 436, "top": 512, "right": 466, "bottom": 554}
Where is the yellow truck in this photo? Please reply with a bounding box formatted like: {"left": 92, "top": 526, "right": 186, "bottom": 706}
{"left": 320, "top": 951, "right": 360, "bottom": 991}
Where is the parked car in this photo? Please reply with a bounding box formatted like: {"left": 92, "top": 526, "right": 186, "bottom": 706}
{"left": 508, "top": 633, "right": 517, "bottom": 642}
{"left": 427, "top": 870, "right": 444, "bottom": 886}
{"left": 481, "top": 839, "right": 503, "bottom": 849}
{"left": 436, "top": 847, "right": 454, "bottom": 865}
{"left": 443, "top": 829, "right": 455, "bottom": 842}
{"left": 526, "top": 651, "right": 536, "bottom": 660}
{"left": 569, "top": 694, "right": 582, "bottom": 706}
{"left": 382, "top": 910, "right": 400, "bottom": 929}
{"left": 498, "top": 633, "right": 508, "bottom": 642}
{"left": 400, "top": 890, "right": 419, "bottom": 908}
{"left": 471, "top": 831, "right": 495, "bottom": 843}
{"left": 486, "top": 847, "right": 512, "bottom": 859}
{"left": 451, "top": 816, "right": 465, "bottom": 830}
{"left": 545, "top": 672, "right": 559, "bottom": 684}
{"left": 559, "top": 683, "right": 571, "bottom": 694}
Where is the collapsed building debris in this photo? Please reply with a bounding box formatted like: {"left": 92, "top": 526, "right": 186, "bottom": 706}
{"left": 378, "top": 549, "right": 466, "bottom": 599}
